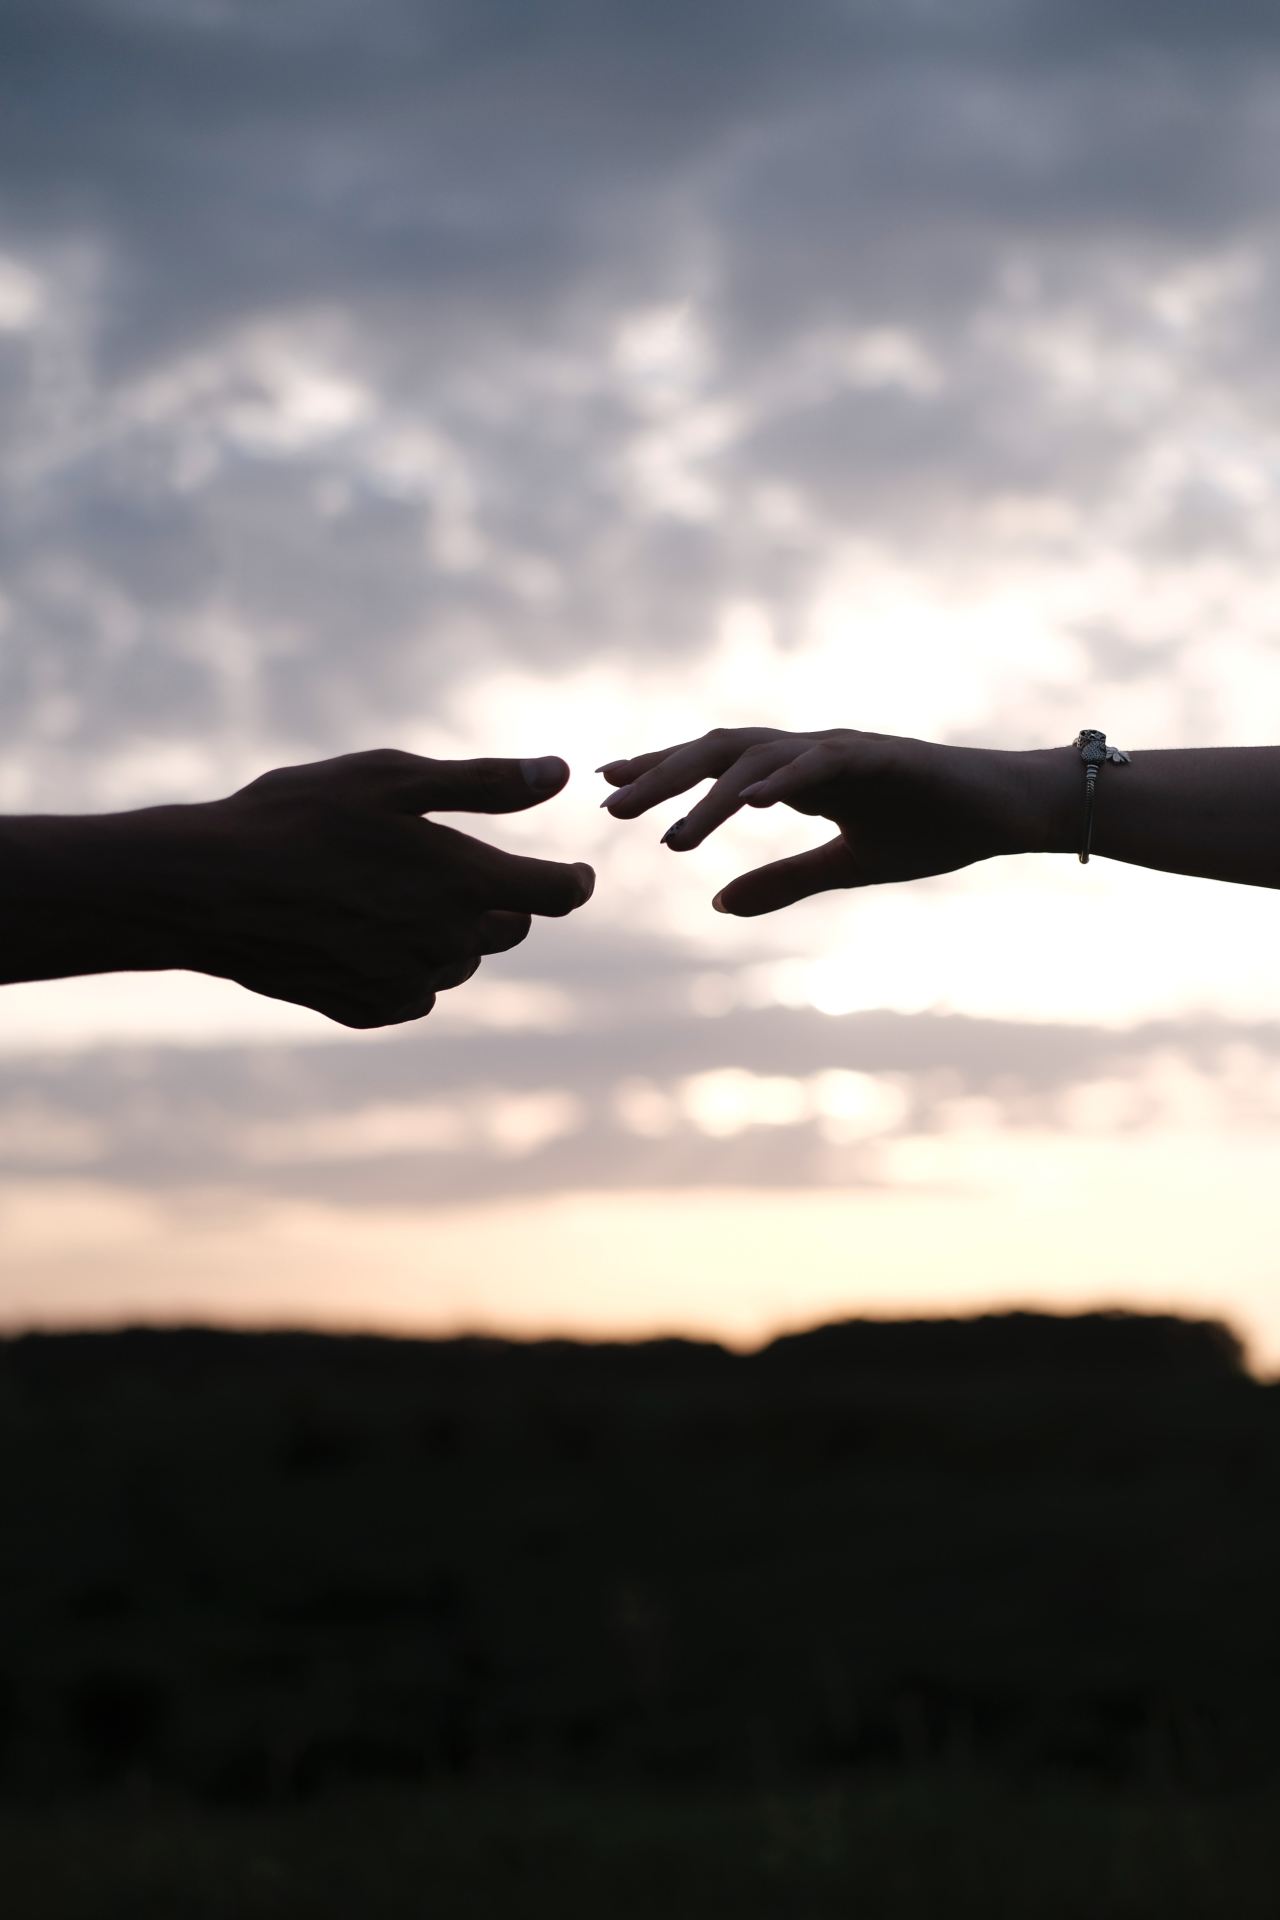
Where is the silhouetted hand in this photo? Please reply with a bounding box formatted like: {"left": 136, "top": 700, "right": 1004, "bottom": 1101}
{"left": 184, "top": 749, "right": 595, "bottom": 1025}
{"left": 600, "top": 728, "right": 1033, "bottom": 915}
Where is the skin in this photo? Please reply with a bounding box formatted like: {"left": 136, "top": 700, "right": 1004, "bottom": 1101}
{"left": 600, "top": 728, "right": 1280, "bottom": 912}
{"left": 0, "top": 749, "right": 595, "bottom": 1028}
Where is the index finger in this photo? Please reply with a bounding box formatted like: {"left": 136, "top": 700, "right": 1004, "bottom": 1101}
{"left": 602, "top": 728, "right": 787, "bottom": 819}
{"left": 598, "top": 747, "right": 676, "bottom": 786}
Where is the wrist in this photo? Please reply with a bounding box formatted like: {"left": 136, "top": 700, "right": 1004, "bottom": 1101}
{"left": 1005, "top": 747, "right": 1081, "bottom": 857}
{"left": 94, "top": 798, "right": 222, "bottom": 975}
{"left": 0, "top": 805, "right": 216, "bottom": 982}
{"left": 941, "top": 745, "right": 1079, "bottom": 859}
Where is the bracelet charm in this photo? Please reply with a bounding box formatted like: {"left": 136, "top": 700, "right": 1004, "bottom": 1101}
{"left": 1074, "top": 728, "right": 1132, "bottom": 864}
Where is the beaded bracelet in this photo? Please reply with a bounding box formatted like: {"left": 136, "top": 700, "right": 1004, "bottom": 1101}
{"left": 1074, "top": 729, "right": 1132, "bottom": 864}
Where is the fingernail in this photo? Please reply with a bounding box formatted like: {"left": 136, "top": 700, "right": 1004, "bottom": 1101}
{"left": 741, "top": 782, "right": 766, "bottom": 800}
{"left": 601, "top": 784, "right": 632, "bottom": 810}
{"left": 574, "top": 863, "right": 597, "bottom": 901}
{"left": 712, "top": 891, "right": 728, "bottom": 913}
{"left": 660, "top": 817, "right": 688, "bottom": 848}
{"left": 522, "top": 756, "right": 565, "bottom": 794}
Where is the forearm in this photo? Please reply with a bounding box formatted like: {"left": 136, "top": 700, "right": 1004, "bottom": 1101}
{"left": 0, "top": 807, "right": 209, "bottom": 985}
{"left": 1016, "top": 745, "right": 1280, "bottom": 889}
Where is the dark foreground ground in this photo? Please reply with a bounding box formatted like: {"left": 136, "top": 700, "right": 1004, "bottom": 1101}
{"left": 1, "top": 1312, "right": 1277, "bottom": 1917}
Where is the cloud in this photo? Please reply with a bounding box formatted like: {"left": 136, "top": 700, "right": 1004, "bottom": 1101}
{"left": 4, "top": 0, "right": 1280, "bottom": 805}
{"left": 2, "top": 1005, "right": 1277, "bottom": 1209}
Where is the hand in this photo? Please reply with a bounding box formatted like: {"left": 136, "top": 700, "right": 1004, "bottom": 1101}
{"left": 183, "top": 749, "right": 595, "bottom": 1026}
{"left": 600, "top": 727, "right": 1034, "bottom": 915}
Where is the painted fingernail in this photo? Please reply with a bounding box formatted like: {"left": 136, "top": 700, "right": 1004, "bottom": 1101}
{"left": 601, "top": 784, "right": 633, "bottom": 810}
{"left": 741, "top": 781, "right": 766, "bottom": 800}
{"left": 522, "top": 756, "right": 565, "bottom": 794}
{"left": 660, "top": 817, "right": 688, "bottom": 848}
{"left": 712, "top": 891, "right": 729, "bottom": 913}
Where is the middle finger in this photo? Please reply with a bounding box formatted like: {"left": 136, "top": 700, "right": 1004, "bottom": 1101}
{"left": 474, "top": 909, "right": 534, "bottom": 956}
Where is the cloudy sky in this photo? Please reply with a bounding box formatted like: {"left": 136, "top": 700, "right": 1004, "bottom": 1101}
{"left": 5, "top": 0, "right": 1280, "bottom": 1364}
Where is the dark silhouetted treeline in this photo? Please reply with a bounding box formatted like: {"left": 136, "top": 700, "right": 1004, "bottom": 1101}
{"left": 0, "top": 1311, "right": 1274, "bottom": 1809}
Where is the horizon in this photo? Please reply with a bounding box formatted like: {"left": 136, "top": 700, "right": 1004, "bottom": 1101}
{"left": 2, "top": 1301, "right": 1258, "bottom": 1377}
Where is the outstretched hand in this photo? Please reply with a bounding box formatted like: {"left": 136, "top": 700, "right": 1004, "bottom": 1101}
{"left": 600, "top": 727, "right": 1032, "bottom": 915}
{"left": 187, "top": 749, "right": 595, "bottom": 1026}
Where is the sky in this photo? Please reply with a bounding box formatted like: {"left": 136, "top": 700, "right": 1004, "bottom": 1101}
{"left": 4, "top": 0, "right": 1280, "bottom": 1365}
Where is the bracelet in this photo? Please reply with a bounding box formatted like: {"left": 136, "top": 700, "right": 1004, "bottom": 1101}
{"left": 1074, "top": 729, "right": 1132, "bottom": 864}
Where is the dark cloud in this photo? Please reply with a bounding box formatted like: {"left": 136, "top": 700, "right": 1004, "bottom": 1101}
{"left": 4, "top": 0, "right": 1280, "bottom": 783}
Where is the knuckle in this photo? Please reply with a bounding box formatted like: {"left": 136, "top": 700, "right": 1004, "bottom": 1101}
{"left": 366, "top": 746, "right": 422, "bottom": 777}
{"left": 237, "top": 762, "right": 301, "bottom": 802}
{"left": 857, "top": 734, "right": 896, "bottom": 778}
{"left": 740, "top": 741, "right": 777, "bottom": 766}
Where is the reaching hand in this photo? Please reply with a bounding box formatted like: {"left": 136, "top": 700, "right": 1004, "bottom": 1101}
{"left": 187, "top": 749, "right": 595, "bottom": 1025}
{"left": 600, "top": 727, "right": 1032, "bottom": 915}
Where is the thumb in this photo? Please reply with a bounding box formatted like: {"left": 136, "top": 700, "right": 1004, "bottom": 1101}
{"left": 713, "top": 837, "right": 855, "bottom": 917}
{"left": 390, "top": 754, "right": 571, "bottom": 815}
